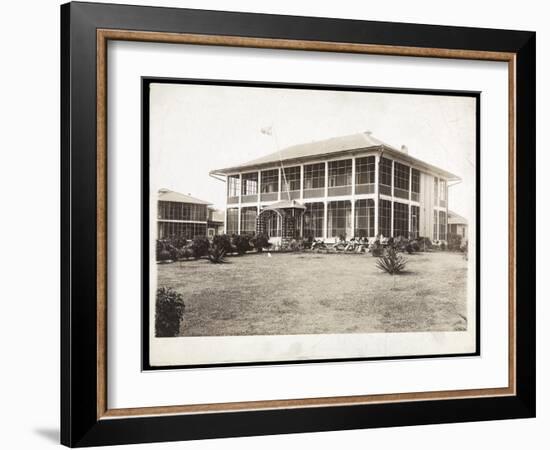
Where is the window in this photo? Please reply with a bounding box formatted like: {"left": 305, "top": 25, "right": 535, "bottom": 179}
{"left": 439, "top": 180, "right": 447, "bottom": 205}
{"left": 226, "top": 208, "right": 238, "bottom": 235}
{"left": 433, "top": 177, "right": 439, "bottom": 203}
{"left": 328, "top": 200, "right": 351, "bottom": 238}
{"left": 412, "top": 169, "right": 420, "bottom": 194}
{"left": 439, "top": 211, "right": 447, "bottom": 241}
{"left": 379, "top": 157, "right": 392, "bottom": 187}
{"left": 303, "top": 202, "right": 324, "bottom": 238}
{"left": 394, "top": 162, "right": 410, "bottom": 191}
{"left": 240, "top": 207, "right": 257, "bottom": 235}
{"left": 393, "top": 202, "right": 409, "bottom": 238}
{"left": 378, "top": 199, "right": 392, "bottom": 237}
{"left": 282, "top": 166, "right": 301, "bottom": 192}
{"left": 260, "top": 169, "right": 279, "bottom": 193}
{"left": 157, "top": 201, "right": 207, "bottom": 221}
{"left": 355, "top": 156, "right": 375, "bottom": 185}
{"left": 355, "top": 199, "right": 375, "bottom": 238}
{"left": 304, "top": 163, "right": 325, "bottom": 189}
{"left": 410, "top": 205, "right": 419, "bottom": 239}
{"left": 228, "top": 175, "right": 240, "bottom": 198}
{"left": 241, "top": 172, "right": 258, "bottom": 195}
{"left": 433, "top": 210, "right": 438, "bottom": 240}
{"left": 328, "top": 159, "right": 352, "bottom": 187}
{"left": 158, "top": 222, "right": 206, "bottom": 240}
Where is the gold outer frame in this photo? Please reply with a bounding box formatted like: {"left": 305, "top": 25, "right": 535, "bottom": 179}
{"left": 96, "top": 29, "right": 516, "bottom": 420}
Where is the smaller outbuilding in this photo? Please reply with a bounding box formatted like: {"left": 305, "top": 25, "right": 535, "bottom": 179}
{"left": 447, "top": 210, "right": 468, "bottom": 239}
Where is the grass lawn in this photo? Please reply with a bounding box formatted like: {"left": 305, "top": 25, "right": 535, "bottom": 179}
{"left": 157, "top": 251, "right": 468, "bottom": 336}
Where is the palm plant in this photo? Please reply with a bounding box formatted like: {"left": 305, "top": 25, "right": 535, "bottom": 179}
{"left": 376, "top": 247, "right": 407, "bottom": 275}
{"left": 207, "top": 245, "right": 226, "bottom": 264}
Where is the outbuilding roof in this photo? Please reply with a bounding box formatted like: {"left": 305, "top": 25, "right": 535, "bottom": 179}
{"left": 447, "top": 210, "right": 468, "bottom": 225}
{"left": 158, "top": 189, "right": 211, "bottom": 205}
{"left": 210, "top": 131, "right": 460, "bottom": 181}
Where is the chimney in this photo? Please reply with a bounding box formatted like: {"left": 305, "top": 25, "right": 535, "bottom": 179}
{"left": 400, "top": 145, "right": 408, "bottom": 154}
{"left": 364, "top": 130, "right": 372, "bottom": 136}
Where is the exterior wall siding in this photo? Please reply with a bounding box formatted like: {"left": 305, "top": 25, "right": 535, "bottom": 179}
{"left": 418, "top": 172, "right": 435, "bottom": 238}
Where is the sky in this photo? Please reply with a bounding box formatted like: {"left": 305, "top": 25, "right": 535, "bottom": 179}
{"left": 149, "top": 83, "right": 476, "bottom": 225}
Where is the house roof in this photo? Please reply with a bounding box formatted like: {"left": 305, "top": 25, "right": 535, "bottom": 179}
{"left": 158, "top": 189, "right": 211, "bottom": 205}
{"left": 210, "top": 131, "right": 460, "bottom": 181}
{"left": 448, "top": 210, "right": 468, "bottom": 225}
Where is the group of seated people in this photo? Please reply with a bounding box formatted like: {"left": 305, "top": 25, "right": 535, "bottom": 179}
{"left": 308, "top": 234, "right": 390, "bottom": 253}
{"left": 337, "top": 235, "right": 389, "bottom": 253}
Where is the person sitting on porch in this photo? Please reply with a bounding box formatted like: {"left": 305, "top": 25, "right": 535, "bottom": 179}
{"left": 345, "top": 237, "right": 358, "bottom": 252}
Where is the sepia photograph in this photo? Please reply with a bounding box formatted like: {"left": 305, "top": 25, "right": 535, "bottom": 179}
{"left": 145, "top": 79, "right": 478, "bottom": 368}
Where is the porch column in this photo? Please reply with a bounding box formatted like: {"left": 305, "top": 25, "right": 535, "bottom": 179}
{"left": 324, "top": 161, "right": 329, "bottom": 197}
{"left": 237, "top": 173, "right": 242, "bottom": 234}
{"left": 374, "top": 154, "right": 380, "bottom": 236}
{"left": 277, "top": 167, "right": 281, "bottom": 201}
{"left": 351, "top": 156, "right": 356, "bottom": 196}
{"left": 434, "top": 177, "right": 439, "bottom": 241}
{"left": 408, "top": 166, "right": 412, "bottom": 237}
{"left": 434, "top": 209, "right": 439, "bottom": 241}
{"left": 390, "top": 161, "right": 395, "bottom": 237}
{"left": 224, "top": 193, "right": 228, "bottom": 235}
{"left": 324, "top": 161, "right": 329, "bottom": 240}
{"left": 237, "top": 207, "right": 241, "bottom": 234}
{"left": 238, "top": 173, "right": 242, "bottom": 204}
{"left": 323, "top": 200, "right": 328, "bottom": 240}
{"left": 351, "top": 157, "right": 356, "bottom": 238}
{"left": 257, "top": 170, "right": 261, "bottom": 210}
{"left": 300, "top": 164, "right": 304, "bottom": 200}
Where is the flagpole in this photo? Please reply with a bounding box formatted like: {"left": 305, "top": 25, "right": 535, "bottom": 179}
{"left": 261, "top": 125, "right": 290, "bottom": 201}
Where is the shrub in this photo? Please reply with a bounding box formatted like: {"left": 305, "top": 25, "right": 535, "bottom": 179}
{"left": 447, "top": 233, "right": 463, "bottom": 251}
{"left": 417, "top": 237, "right": 433, "bottom": 251}
{"left": 157, "top": 248, "right": 171, "bottom": 262}
{"left": 169, "top": 236, "right": 189, "bottom": 249}
{"left": 155, "top": 287, "right": 185, "bottom": 337}
{"left": 288, "top": 239, "right": 302, "bottom": 252}
{"left": 393, "top": 235, "right": 408, "bottom": 251}
{"left": 251, "top": 233, "right": 271, "bottom": 252}
{"left": 376, "top": 247, "right": 407, "bottom": 275}
{"left": 191, "top": 235, "right": 210, "bottom": 259}
{"left": 440, "top": 241, "right": 447, "bottom": 251}
{"left": 207, "top": 245, "right": 226, "bottom": 264}
{"left": 177, "top": 246, "right": 194, "bottom": 260}
{"left": 232, "top": 234, "right": 252, "bottom": 255}
{"left": 213, "top": 234, "right": 233, "bottom": 255}
{"left": 370, "top": 238, "right": 384, "bottom": 257}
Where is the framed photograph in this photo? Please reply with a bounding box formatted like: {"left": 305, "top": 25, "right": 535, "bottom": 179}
{"left": 61, "top": 1, "right": 535, "bottom": 447}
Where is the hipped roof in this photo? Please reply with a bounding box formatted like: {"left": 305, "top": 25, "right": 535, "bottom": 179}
{"left": 210, "top": 131, "right": 460, "bottom": 181}
{"left": 158, "top": 189, "right": 211, "bottom": 205}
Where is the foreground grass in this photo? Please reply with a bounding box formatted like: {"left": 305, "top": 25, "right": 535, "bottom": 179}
{"left": 157, "top": 251, "right": 468, "bottom": 336}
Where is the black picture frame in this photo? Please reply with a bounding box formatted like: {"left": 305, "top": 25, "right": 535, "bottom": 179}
{"left": 61, "top": 1, "right": 535, "bottom": 447}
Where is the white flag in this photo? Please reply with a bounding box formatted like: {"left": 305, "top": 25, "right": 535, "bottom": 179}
{"left": 260, "top": 126, "right": 273, "bottom": 136}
